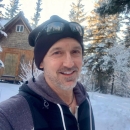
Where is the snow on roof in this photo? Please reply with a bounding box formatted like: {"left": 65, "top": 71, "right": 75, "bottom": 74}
{"left": 0, "top": 30, "right": 7, "bottom": 37}
{"left": 0, "top": 18, "right": 9, "bottom": 27}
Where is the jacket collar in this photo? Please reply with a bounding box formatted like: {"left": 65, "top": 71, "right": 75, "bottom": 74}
{"left": 27, "top": 73, "right": 87, "bottom": 106}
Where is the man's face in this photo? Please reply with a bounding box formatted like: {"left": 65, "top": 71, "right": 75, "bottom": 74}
{"left": 40, "top": 38, "right": 83, "bottom": 91}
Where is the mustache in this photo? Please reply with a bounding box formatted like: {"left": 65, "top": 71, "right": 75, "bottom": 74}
{"left": 58, "top": 66, "right": 78, "bottom": 72}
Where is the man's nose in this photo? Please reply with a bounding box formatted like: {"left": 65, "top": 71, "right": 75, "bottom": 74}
{"left": 63, "top": 53, "right": 74, "bottom": 68}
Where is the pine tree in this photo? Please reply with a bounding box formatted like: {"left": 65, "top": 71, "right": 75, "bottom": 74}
{"left": 97, "top": 0, "right": 130, "bottom": 15}
{"left": 96, "top": 0, "right": 130, "bottom": 47}
{"left": 83, "top": 0, "right": 119, "bottom": 93}
{"left": 108, "top": 43, "right": 130, "bottom": 97}
{"left": 4, "top": 0, "right": 21, "bottom": 19}
{"left": 69, "top": 0, "right": 87, "bottom": 42}
{"left": 124, "top": 23, "right": 130, "bottom": 47}
{"left": 84, "top": 42, "right": 114, "bottom": 93}
{"left": 0, "top": 0, "right": 4, "bottom": 18}
{"left": 121, "top": 11, "right": 130, "bottom": 48}
{"left": 31, "top": 0, "right": 42, "bottom": 28}
{"left": 86, "top": 0, "right": 119, "bottom": 45}
{"left": 69, "top": 0, "right": 86, "bottom": 23}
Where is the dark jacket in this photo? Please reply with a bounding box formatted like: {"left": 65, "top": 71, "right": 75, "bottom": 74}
{"left": 0, "top": 74, "right": 95, "bottom": 130}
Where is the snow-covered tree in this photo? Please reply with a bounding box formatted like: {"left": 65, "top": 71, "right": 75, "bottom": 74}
{"left": 0, "top": 46, "right": 4, "bottom": 68}
{"left": 82, "top": 42, "right": 130, "bottom": 97}
{"left": 108, "top": 43, "right": 130, "bottom": 97}
{"left": 97, "top": 0, "right": 130, "bottom": 15}
{"left": 69, "top": 0, "right": 87, "bottom": 42}
{"left": 78, "top": 0, "right": 130, "bottom": 97}
{"left": 69, "top": 0, "right": 87, "bottom": 23}
{"left": 0, "top": 0, "right": 4, "bottom": 18}
{"left": 31, "top": 0, "right": 42, "bottom": 28}
{"left": 19, "top": 60, "right": 42, "bottom": 82}
{"left": 83, "top": 43, "right": 114, "bottom": 93}
{"left": 82, "top": 0, "right": 119, "bottom": 93}
{"left": 79, "top": 67, "right": 96, "bottom": 91}
{"left": 4, "top": 0, "right": 21, "bottom": 19}
{"left": 121, "top": 11, "right": 130, "bottom": 48}
{"left": 0, "top": 0, "right": 7, "bottom": 68}
{"left": 0, "top": 0, "right": 7, "bottom": 37}
{"left": 86, "top": 0, "right": 119, "bottom": 44}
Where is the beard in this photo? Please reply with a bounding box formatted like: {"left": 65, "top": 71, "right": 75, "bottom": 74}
{"left": 44, "top": 66, "right": 80, "bottom": 91}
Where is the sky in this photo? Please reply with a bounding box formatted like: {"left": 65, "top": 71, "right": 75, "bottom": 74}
{"left": 1, "top": 0, "right": 94, "bottom": 25}
{"left": 0, "top": 82, "right": 130, "bottom": 130}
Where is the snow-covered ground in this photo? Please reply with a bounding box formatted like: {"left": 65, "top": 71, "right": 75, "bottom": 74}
{"left": 0, "top": 82, "right": 130, "bottom": 130}
{"left": 89, "top": 92, "right": 130, "bottom": 130}
{"left": 0, "top": 82, "right": 20, "bottom": 102}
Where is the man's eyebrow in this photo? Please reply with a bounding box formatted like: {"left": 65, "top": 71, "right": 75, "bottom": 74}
{"left": 49, "top": 46, "right": 82, "bottom": 53}
{"left": 73, "top": 46, "right": 82, "bottom": 50}
{"left": 49, "top": 47, "right": 62, "bottom": 53}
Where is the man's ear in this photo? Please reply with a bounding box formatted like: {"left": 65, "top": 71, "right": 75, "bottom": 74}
{"left": 39, "top": 61, "right": 44, "bottom": 69}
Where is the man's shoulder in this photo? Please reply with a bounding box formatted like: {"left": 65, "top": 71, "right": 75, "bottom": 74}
{"left": 77, "top": 82, "right": 89, "bottom": 98}
{"left": 0, "top": 94, "right": 33, "bottom": 130}
{"left": 77, "top": 82, "right": 86, "bottom": 92}
{"left": 0, "top": 94, "right": 29, "bottom": 120}
{"left": 0, "top": 94, "right": 25, "bottom": 110}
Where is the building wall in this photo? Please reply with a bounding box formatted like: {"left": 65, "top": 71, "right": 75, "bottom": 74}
{"left": 0, "top": 47, "right": 33, "bottom": 81}
{"left": 0, "top": 20, "right": 33, "bottom": 50}
{"left": 0, "top": 19, "right": 34, "bottom": 81}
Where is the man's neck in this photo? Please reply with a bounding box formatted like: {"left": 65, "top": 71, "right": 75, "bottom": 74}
{"left": 52, "top": 87, "right": 77, "bottom": 114}
{"left": 50, "top": 85, "right": 74, "bottom": 105}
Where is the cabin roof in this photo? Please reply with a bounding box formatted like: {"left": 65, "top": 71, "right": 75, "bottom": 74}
{"left": 1, "top": 11, "right": 32, "bottom": 34}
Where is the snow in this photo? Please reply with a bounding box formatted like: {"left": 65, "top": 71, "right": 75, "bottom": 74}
{"left": 108, "top": 43, "right": 130, "bottom": 73}
{"left": 20, "top": 60, "right": 42, "bottom": 82}
{"left": 89, "top": 92, "right": 130, "bottom": 130}
{"left": 0, "top": 83, "right": 20, "bottom": 102}
{"left": 0, "top": 46, "right": 4, "bottom": 68}
{"left": 0, "top": 19, "right": 9, "bottom": 27}
{"left": 0, "top": 60, "right": 4, "bottom": 68}
{"left": 0, "top": 19, "right": 8, "bottom": 68}
{"left": 0, "top": 83, "right": 130, "bottom": 130}
{"left": 0, "top": 46, "right": 2, "bottom": 52}
{"left": 0, "top": 30, "right": 7, "bottom": 37}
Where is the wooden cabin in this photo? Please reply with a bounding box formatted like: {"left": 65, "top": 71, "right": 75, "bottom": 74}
{"left": 0, "top": 12, "right": 33, "bottom": 82}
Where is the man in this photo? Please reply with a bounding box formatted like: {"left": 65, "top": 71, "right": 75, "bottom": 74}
{"left": 0, "top": 15, "right": 95, "bottom": 130}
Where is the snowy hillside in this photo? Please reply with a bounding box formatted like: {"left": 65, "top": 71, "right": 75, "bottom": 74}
{"left": 0, "top": 83, "right": 130, "bottom": 130}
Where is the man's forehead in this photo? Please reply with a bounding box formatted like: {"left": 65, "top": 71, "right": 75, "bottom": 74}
{"left": 49, "top": 45, "right": 82, "bottom": 52}
{"left": 50, "top": 37, "right": 81, "bottom": 48}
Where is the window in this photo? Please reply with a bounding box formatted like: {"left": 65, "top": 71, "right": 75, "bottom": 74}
{"left": 16, "top": 25, "right": 24, "bottom": 32}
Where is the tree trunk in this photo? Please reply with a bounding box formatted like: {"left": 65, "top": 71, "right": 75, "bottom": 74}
{"left": 111, "top": 74, "right": 114, "bottom": 94}
{"left": 97, "top": 69, "right": 104, "bottom": 92}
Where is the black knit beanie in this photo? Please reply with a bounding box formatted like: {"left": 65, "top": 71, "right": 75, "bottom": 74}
{"left": 28, "top": 15, "right": 84, "bottom": 70}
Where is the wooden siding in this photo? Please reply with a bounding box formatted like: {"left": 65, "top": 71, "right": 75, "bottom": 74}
{"left": 0, "top": 47, "right": 33, "bottom": 81}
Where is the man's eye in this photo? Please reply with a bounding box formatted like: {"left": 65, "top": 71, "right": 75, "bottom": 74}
{"left": 72, "top": 50, "right": 80, "bottom": 54}
{"left": 53, "top": 51, "right": 61, "bottom": 55}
